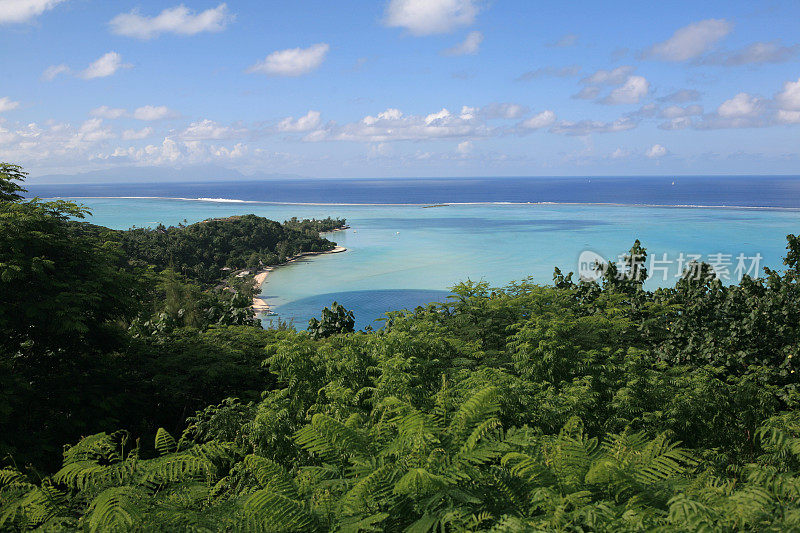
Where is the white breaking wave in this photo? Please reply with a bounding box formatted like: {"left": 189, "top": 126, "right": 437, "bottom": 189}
{"left": 196, "top": 197, "right": 249, "bottom": 203}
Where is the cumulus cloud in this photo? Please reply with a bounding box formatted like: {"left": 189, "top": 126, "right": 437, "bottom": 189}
{"left": 247, "top": 43, "right": 329, "bottom": 76}
{"left": 456, "top": 140, "right": 473, "bottom": 154}
{"left": 90, "top": 106, "right": 127, "bottom": 119}
{"left": 384, "top": 0, "right": 478, "bottom": 35}
{"left": 776, "top": 78, "right": 800, "bottom": 111}
{"left": 41, "top": 64, "right": 70, "bottom": 81}
{"left": 518, "top": 110, "right": 556, "bottom": 130}
{"left": 646, "top": 144, "right": 667, "bottom": 158}
{"left": 515, "top": 65, "right": 581, "bottom": 82}
{"left": 717, "top": 93, "right": 762, "bottom": 118}
{"left": 700, "top": 41, "right": 799, "bottom": 66}
{"left": 0, "top": 0, "right": 65, "bottom": 24}
{"left": 121, "top": 127, "right": 154, "bottom": 140}
{"left": 277, "top": 110, "right": 322, "bottom": 132}
{"left": 80, "top": 52, "right": 132, "bottom": 79}
{"left": 776, "top": 78, "right": 800, "bottom": 124}
{"left": 602, "top": 75, "right": 649, "bottom": 104}
{"left": 109, "top": 3, "right": 233, "bottom": 39}
{"left": 659, "top": 104, "right": 703, "bottom": 119}
{"left": 180, "top": 119, "right": 245, "bottom": 140}
{"left": 0, "top": 97, "right": 20, "bottom": 113}
{"left": 133, "top": 105, "right": 176, "bottom": 121}
{"left": 71, "top": 118, "right": 115, "bottom": 145}
{"left": 443, "top": 30, "right": 483, "bottom": 55}
{"left": 580, "top": 65, "right": 635, "bottom": 86}
{"left": 646, "top": 19, "right": 732, "bottom": 62}
{"left": 301, "top": 105, "right": 492, "bottom": 143}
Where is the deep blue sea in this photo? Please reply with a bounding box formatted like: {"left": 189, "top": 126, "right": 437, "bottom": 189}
{"left": 25, "top": 175, "right": 800, "bottom": 207}
{"left": 25, "top": 176, "right": 800, "bottom": 329}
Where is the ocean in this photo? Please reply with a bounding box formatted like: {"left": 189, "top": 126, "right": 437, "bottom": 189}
{"left": 25, "top": 176, "right": 800, "bottom": 330}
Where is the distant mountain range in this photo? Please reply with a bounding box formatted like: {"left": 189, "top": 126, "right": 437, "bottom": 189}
{"left": 29, "top": 165, "right": 306, "bottom": 184}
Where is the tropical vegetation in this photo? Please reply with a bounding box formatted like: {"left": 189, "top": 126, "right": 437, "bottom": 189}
{"left": 2, "top": 163, "right": 800, "bottom": 531}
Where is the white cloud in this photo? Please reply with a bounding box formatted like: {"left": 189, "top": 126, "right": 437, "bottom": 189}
{"left": 647, "top": 19, "right": 732, "bottom": 61}
{"left": 121, "top": 127, "right": 154, "bottom": 140}
{"left": 646, "top": 144, "right": 667, "bottom": 158}
{"left": 41, "top": 64, "right": 70, "bottom": 81}
{"left": 181, "top": 119, "right": 244, "bottom": 140}
{"left": 602, "top": 75, "right": 649, "bottom": 104}
{"left": 659, "top": 104, "right": 703, "bottom": 119}
{"left": 443, "top": 30, "right": 483, "bottom": 55}
{"left": 777, "top": 110, "right": 800, "bottom": 124}
{"left": 776, "top": 78, "right": 800, "bottom": 111}
{"left": 0, "top": 97, "right": 20, "bottom": 113}
{"left": 133, "top": 105, "right": 176, "bottom": 121}
{"left": 572, "top": 86, "right": 601, "bottom": 100}
{"left": 717, "top": 92, "right": 762, "bottom": 118}
{"left": 247, "top": 43, "right": 329, "bottom": 76}
{"left": 278, "top": 110, "right": 322, "bottom": 132}
{"left": 109, "top": 3, "right": 232, "bottom": 39}
{"left": 456, "top": 140, "right": 473, "bottom": 154}
{"left": 304, "top": 105, "right": 491, "bottom": 142}
{"left": 659, "top": 117, "right": 693, "bottom": 130}
{"left": 700, "top": 41, "right": 799, "bottom": 66}
{"left": 580, "top": 65, "right": 634, "bottom": 86}
{"left": 550, "top": 117, "right": 637, "bottom": 136}
{"left": 90, "top": 106, "right": 127, "bottom": 119}
{"left": 385, "top": 0, "right": 478, "bottom": 35}
{"left": 519, "top": 110, "right": 556, "bottom": 130}
{"left": 80, "top": 52, "right": 132, "bottom": 79}
{"left": 479, "top": 103, "right": 528, "bottom": 119}
{"left": 0, "top": 0, "right": 65, "bottom": 24}
{"left": 71, "top": 118, "right": 115, "bottom": 144}
{"left": 776, "top": 78, "right": 800, "bottom": 124}
{"left": 610, "top": 147, "right": 629, "bottom": 159}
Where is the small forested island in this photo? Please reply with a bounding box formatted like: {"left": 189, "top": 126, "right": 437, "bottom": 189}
{"left": 4, "top": 162, "right": 800, "bottom": 531}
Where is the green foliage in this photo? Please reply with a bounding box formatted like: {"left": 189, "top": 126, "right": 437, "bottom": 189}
{"left": 99, "top": 214, "right": 345, "bottom": 286}
{"left": 8, "top": 164, "right": 800, "bottom": 529}
{"left": 307, "top": 301, "right": 356, "bottom": 339}
{"left": 0, "top": 163, "right": 26, "bottom": 202}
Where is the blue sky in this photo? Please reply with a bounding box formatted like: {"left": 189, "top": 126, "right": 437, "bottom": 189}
{"left": 1, "top": 0, "right": 799, "bottom": 180}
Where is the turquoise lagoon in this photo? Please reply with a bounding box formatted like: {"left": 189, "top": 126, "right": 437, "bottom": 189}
{"left": 73, "top": 197, "right": 800, "bottom": 329}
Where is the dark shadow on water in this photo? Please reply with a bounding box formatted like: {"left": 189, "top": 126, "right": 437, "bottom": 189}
{"left": 261, "top": 289, "right": 451, "bottom": 331}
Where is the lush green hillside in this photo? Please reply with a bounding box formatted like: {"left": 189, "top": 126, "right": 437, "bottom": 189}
{"left": 83, "top": 214, "right": 345, "bottom": 286}
{"left": 3, "top": 164, "right": 800, "bottom": 531}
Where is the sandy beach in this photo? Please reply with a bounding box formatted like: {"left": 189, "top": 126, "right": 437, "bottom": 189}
{"left": 251, "top": 245, "right": 347, "bottom": 314}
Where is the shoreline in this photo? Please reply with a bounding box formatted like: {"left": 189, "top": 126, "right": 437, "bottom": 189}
{"left": 251, "top": 245, "right": 347, "bottom": 316}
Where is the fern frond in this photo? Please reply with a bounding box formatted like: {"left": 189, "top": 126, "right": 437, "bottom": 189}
{"left": 295, "top": 414, "right": 368, "bottom": 458}
{"left": 240, "top": 490, "right": 315, "bottom": 532}
{"left": 447, "top": 386, "right": 500, "bottom": 443}
{"left": 155, "top": 428, "right": 178, "bottom": 456}
{"left": 244, "top": 455, "right": 299, "bottom": 499}
{"left": 340, "top": 464, "right": 396, "bottom": 515}
{"left": 336, "top": 512, "right": 389, "bottom": 532}
{"left": 85, "top": 486, "right": 144, "bottom": 533}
